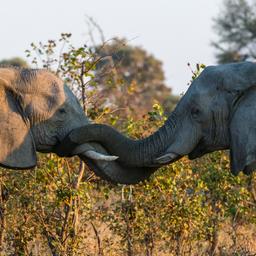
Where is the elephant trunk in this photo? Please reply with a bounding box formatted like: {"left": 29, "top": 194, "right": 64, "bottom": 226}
{"left": 56, "top": 112, "right": 178, "bottom": 167}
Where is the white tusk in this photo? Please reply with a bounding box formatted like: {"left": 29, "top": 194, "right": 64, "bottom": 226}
{"left": 84, "top": 150, "right": 119, "bottom": 161}
{"left": 155, "top": 153, "right": 178, "bottom": 164}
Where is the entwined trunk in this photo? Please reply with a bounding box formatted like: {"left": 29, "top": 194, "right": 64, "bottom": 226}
{"left": 57, "top": 112, "right": 178, "bottom": 167}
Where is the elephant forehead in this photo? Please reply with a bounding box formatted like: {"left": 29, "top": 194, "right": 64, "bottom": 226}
{"left": 35, "top": 71, "right": 66, "bottom": 103}
{"left": 186, "top": 84, "right": 215, "bottom": 104}
{"left": 19, "top": 68, "right": 38, "bottom": 84}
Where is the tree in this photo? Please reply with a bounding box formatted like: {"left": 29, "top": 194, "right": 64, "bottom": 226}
{"left": 212, "top": 0, "right": 256, "bottom": 63}
{"left": 93, "top": 38, "right": 178, "bottom": 119}
{"left": 0, "top": 57, "right": 29, "bottom": 67}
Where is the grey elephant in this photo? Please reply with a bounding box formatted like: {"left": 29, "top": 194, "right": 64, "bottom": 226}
{"left": 56, "top": 61, "right": 256, "bottom": 184}
{"left": 0, "top": 67, "right": 156, "bottom": 183}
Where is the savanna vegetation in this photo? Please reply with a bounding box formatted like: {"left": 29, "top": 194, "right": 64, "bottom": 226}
{"left": 0, "top": 0, "right": 256, "bottom": 254}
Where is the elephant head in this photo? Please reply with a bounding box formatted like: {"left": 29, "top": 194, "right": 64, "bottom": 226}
{"left": 55, "top": 61, "right": 256, "bottom": 183}
{"left": 0, "top": 66, "right": 156, "bottom": 184}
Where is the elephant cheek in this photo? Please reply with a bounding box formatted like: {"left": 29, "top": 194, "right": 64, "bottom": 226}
{"left": 164, "top": 123, "right": 201, "bottom": 158}
{"left": 188, "top": 137, "right": 209, "bottom": 159}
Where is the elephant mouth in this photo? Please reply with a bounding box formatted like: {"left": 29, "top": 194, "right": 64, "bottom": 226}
{"left": 37, "top": 144, "right": 56, "bottom": 153}
{"left": 188, "top": 138, "right": 210, "bottom": 159}
{"left": 188, "top": 150, "right": 203, "bottom": 160}
{"left": 188, "top": 138, "right": 229, "bottom": 160}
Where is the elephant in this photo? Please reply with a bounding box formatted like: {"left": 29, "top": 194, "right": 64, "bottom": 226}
{"left": 56, "top": 61, "right": 256, "bottom": 184}
{"left": 0, "top": 66, "right": 156, "bottom": 184}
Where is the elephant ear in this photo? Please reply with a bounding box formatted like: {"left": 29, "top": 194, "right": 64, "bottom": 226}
{"left": 229, "top": 88, "right": 256, "bottom": 175}
{"left": 0, "top": 77, "right": 37, "bottom": 169}
{"left": 220, "top": 62, "right": 256, "bottom": 93}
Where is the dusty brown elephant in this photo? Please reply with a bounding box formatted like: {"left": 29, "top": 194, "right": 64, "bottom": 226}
{"left": 0, "top": 67, "right": 156, "bottom": 184}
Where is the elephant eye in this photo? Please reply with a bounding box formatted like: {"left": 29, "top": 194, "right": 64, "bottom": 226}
{"left": 58, "top": 108, "right": 67, "bottom": 114}
{"left": 191, "top": 108, "right": 200, "bottom": 118}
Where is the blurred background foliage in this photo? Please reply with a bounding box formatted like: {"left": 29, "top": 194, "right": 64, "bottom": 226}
{"left": 0, "top": 57, "right": 29, "bottom": 68}
{"left": 213, "top": 0, "right": 256, "bottom": 63}
{"left": 0, "top": 0, "right": 256, "bottom": 255}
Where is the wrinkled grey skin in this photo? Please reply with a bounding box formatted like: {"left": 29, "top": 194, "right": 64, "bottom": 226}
{"left": 56, "top": 62, "right": 256, "bottom": 183}
{"left": 0, "top": 67, "right": 154, "bottom": 184}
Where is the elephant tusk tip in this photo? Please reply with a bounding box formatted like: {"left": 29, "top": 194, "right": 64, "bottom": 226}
{"left": 154, "top": 152, "right": 179, "bottom": 164}
{"left": 84, "top": 150, "right": 119, "bottom": 161}
{"left": 110, "top": 156, "right": 119, "bottom": 160}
